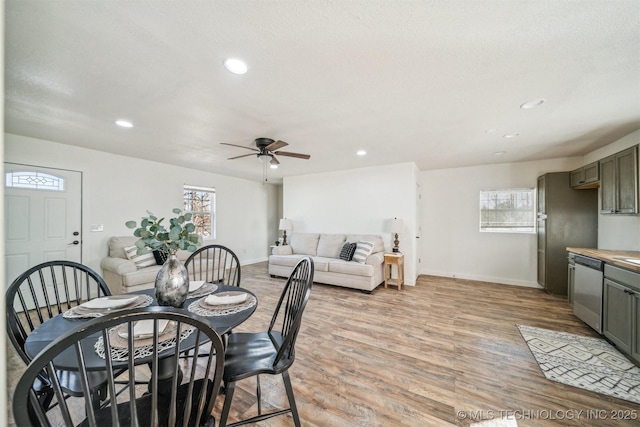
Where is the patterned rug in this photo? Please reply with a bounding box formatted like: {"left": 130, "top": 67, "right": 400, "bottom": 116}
{"left": 517, "top": 325, "right": 640, "bottom": 404}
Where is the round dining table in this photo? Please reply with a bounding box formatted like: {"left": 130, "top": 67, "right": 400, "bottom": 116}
{"left": 24, "top": 284, "right": 257, "bottom": 373}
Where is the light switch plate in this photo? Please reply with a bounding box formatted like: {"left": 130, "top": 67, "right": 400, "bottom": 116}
{"left": 90, "top": 224, "right": 104, "bottom": 232}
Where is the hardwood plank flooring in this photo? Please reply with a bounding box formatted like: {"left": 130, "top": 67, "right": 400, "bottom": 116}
{"left": 7, "top": 262, "right": 640, "bottom": 426}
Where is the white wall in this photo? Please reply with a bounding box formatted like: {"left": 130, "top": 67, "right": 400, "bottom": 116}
{"left": 420, "top": 157, "right": 584, "bottom": 287}
{"left": 583, "top": 129, "right": 640, "bottom": 250}
{"left": 283, "top": 162, "right": 419, "bottom": 285}
{"left": 4, "top": 133, "right": 280, "bottom": 275}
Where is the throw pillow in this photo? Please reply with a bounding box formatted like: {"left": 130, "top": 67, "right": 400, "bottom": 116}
{"left": 339, "top": 242, "right": 357, "bottom": 261}
{"left": 153, "top": 249, "right": 168, "bottom": 265}
{"left": 352, "top": 241, "right": 374, "bottom": 264}
{"left": 124, "top": 245, "right": 156, "bottom": 269}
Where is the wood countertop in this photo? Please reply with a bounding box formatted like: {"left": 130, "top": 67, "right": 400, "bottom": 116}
{"left": 566, "top": 247, "right": 640, "bottom": 273}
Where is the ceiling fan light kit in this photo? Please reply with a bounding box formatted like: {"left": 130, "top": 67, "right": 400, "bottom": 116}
{"left": 221, "top": 138, "right": 310, "bottom": 182}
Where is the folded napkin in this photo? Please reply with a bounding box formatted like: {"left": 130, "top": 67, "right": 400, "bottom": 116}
{"left": 188, "top": 280, "right": 206, "bottom": 292}
{"left": 80, "top": 295, "right": 138, "bottom": 310}
{"left": 204, "top": 292, "right": 247, "bottom": 306}
{"left": 132, "top": 319, "right": 170, "bottom": 338}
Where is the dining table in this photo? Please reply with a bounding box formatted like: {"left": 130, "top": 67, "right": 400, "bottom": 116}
{"left": 24, "top": 283, "right": 257, "bottom": 382}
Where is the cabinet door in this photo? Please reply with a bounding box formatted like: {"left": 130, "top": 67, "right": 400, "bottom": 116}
{"left": 599, "top": 155, "right": 616, "bottom": 214}
{"left": 603, "top": 278, "right": 633, "bottom": 353}
{"left": 633, "top": 292, "right": 640, "bottom": 363}
{"left": 615, "top": 146, "right": 638, "bottom": 214}
{"left": 570, "top": 169, "right": 584, "bottom": 188}
{"left": 583, "top": 161, "right": 599, "bottom": 184}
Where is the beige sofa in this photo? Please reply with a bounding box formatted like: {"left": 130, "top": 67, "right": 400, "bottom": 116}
{"left": 100, "top": 236, "right": 190, "bottom": 294}
{"left": 268, "top": 233, "right": 385, "bottom": 293}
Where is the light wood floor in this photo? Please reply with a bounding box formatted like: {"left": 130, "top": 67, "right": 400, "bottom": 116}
{"left": 7, "top": 262, "right": 640, "bottom": 426}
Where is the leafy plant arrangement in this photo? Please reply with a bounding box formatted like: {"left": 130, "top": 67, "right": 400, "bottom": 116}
{"left": 126, "top": 208, "right": 200, "bottom": 255}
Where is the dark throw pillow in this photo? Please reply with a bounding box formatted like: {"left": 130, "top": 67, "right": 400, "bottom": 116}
{"left": 153, "top": 250, "right": 168, "bottom": 265}
{"left": 339, "top": 242, "right": 357, "bottom": 261}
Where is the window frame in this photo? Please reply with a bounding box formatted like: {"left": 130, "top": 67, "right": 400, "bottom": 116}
{"left": 479, "top": 188, "right": 536, "bottom": 234}
{"left": 183, "top": 185, "right": 216, "bottom": 240}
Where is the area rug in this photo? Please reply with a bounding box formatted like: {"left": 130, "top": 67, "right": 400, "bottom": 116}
{"left": 517, "top": 325, "right": 640, "bottom": 404}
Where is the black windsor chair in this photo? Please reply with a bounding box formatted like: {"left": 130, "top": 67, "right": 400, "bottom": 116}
{"left": 184, "top": 244, "right": 241, "bottom": 287}
{"left": 6, "top": 260, "right": 113, "bottom": 411}
{"left": 13, "top": 307, "right": 226, "bottom": 427}
{"left": 219, "top": 256, "right": 314, "bottom": 427}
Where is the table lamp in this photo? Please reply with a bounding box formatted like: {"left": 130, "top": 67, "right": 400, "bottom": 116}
{"left": 279, "top": 218, "right": 293, "bottom": 245}
{"left": 389, "top": 218, "right": 403, "bottom": 252}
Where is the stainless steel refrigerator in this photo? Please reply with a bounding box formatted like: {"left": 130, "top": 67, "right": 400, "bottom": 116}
{"left": 537, "top": 172, "right": 598, "bottom": 295}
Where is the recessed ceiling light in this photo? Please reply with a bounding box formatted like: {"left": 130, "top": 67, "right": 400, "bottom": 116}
{"left": 115, "top": 120, "right": 133, "bottom": 128}
{"left": 356, "top": 150, "right": 366, "bottom": 156}
{"left": 224, "top": 58, "right": 248, "bottom": 75}
{"left": 493, "top": 151, "right": 507, "bottom": 156}
{"left": 503, "top": 133, "right": 520, "bottom": 139}
{"left": 484, "top": 128, "right": 496, "bottom": 134}
{"left": 270, "top": 164, "right": 278, "bottom": 169}
{"left": 520, "top": 99, "right": 546, "bottom": 109}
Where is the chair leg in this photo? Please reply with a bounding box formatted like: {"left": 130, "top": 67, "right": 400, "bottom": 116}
{"left": 219, "top": 381, "right": 236, "bottom": 427}
{"left": 256, "top": 375, "right": 261, "bottom": 415}
{"left": 282, "top": 371, "right": 301, "bottom": 427}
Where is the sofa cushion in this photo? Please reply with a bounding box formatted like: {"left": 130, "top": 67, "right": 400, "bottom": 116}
{"left": 346, "top": 235, "right": 385, "bottom": 254}
{"left": 269, "top": 254, "right": 306, "bottom": 267}
{"left": 353, "top": 241, "right": 375, "bottom": 264}
{"left": 121, "top": 265, "right": 162, "bottom": 287}
{"left": 317, "top": 234, "right": 346, "bottom": 258}
{"left": 108, "top": 236, "right": 140, "bottom": 258}
{"left": 328, "top": 259, "right": 374, "bottom": 277}
{"left": 289, "top": 233, "right": 320, "bottom": 256}
{"left": 124, "top": 246, "right": 157, "bottom": 269}
{"left": 339, "top": 242, "right": 357, "bottom": 261}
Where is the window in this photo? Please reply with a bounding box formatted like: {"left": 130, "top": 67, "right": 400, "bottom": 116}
{"left": 5, "top": 171, "right": 65, "bottom": 191}
{"left": 183, "top": 185, "right": 215, "bottom": 239}
{"left": 479, "top": 188, "right": 535, "bottom": 233}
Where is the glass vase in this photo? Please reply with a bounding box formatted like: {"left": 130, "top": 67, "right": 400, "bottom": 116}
{"left": 155, "top": 253, "right": 189, "bottom": 308}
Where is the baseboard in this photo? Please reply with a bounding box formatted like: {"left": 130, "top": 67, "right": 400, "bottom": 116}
{"left": 421, "top": 270, "right": 542, "bottom": 289}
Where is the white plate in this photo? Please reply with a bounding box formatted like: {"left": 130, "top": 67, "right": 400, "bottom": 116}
{"left": 80, "top": 295, "right": 138, "bottom": 310}
{"left": 188, "top": 280, "right": 206, "bottom": 292}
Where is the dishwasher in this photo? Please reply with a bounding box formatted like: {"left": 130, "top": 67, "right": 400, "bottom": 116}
{"left": 572, "top": 255, "right": 604, "bottom": 333}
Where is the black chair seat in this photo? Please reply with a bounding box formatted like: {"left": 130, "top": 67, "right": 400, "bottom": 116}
{"left": 223, "top": 331, "right": 286, "bottom": 381}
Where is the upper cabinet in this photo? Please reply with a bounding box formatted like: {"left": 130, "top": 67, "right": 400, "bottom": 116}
{"left": 600, "top": 146, "right": 638, "bottom": 215}
{"left": 570, "top": 161, "right": 599, "bottom": 189}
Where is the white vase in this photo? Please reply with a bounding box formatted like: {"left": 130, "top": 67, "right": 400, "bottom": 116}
{"left": 155, "top": 254, "right": 189, "bottom": 308}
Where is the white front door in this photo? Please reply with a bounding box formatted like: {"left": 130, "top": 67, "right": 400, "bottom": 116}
{"left": 4, "top": 163, "right": 83, "bottom": 288}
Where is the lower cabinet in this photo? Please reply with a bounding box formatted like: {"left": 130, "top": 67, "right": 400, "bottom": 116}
{"left": 603, "top": 265, "right": 640, "bottom": 363}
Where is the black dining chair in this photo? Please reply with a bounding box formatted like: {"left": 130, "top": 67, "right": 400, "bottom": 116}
{"left": 13, "top": 306, "right": 226, "bottom": 427}
{"left": 219, "top": 256, "right": 314, "bottom": 427}
{"left": 184, "top": 244, "right": 241, "bottom": 286}
{"left": 6, "top": 260, "right": 113, "bottom": 411}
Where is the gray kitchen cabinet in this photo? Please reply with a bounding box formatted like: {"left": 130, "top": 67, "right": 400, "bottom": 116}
{"left": 570, "top": 161, "right": 599, "bottom": 189}
{"left": 599, "top": 146, "right": 638, "bottom": 214}
{"left": 603, "top": 264, "right": 640, "bottom": 363}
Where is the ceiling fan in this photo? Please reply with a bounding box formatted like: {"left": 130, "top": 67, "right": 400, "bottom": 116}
{"left": 221, "top": 138, "right": 311, "bottom": 167}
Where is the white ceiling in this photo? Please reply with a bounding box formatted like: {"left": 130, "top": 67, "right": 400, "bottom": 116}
{"left": 5, "top": 1, "right": 640, "bottom": 183}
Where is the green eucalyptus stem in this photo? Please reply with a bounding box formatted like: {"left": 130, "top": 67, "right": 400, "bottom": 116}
{"left": 125, "top": 208, "right": 200, "bottom": 255}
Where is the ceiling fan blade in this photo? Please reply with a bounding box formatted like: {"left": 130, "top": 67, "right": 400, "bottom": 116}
{"left": 228, "top": 153, "right": 256, "bottom": 160}
{"left": 274, "top": 150, "right": 311, "bottom": 160}
{"left": 270, "top": 155, "right": 280, "bottom": 166}
{"left": 221, "top": 142, "right": 259, "bottom": 152}
{"left": 265, "top": 140, "right": 288, "bottom": 151}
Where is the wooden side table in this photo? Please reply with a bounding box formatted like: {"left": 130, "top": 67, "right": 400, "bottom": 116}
{"left": 384, "top": 252, "right": 405, "bottom": 290}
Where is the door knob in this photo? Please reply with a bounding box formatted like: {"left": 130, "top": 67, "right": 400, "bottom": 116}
{"left": 68, "top": 240, "right": 80, "bottom": 245}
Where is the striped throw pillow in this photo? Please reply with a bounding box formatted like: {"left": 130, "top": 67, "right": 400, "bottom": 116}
{"left": 352, "top": 241, "right": 374, "bottom": 264}
{"left": 124, "top": 246, "right": 156, "bottom": 269}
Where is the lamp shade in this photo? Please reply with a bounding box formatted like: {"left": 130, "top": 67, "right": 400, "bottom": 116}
{"left": 279, "top": 218, "right": 292, "bottom": 231}
{"left": 389, "top": 218, "right": 403, "bottom": 233}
